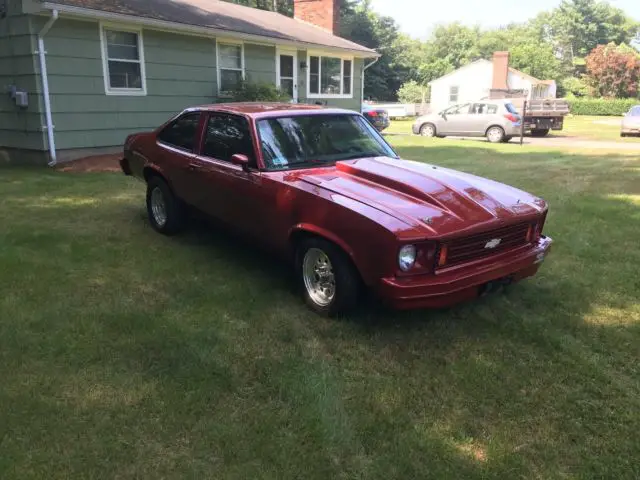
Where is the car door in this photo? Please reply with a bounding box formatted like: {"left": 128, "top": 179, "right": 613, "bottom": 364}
{"left": 155, "top": 112, "right": 204, "bottom": 207}
{"left": 466, "top": 103, "right": 495, "bottom": 136}
{"left": 188, "top": 113, "right": 265, "bottom": 237}
{"left": 439, "top": 104, "right": 471, "bottom": 135}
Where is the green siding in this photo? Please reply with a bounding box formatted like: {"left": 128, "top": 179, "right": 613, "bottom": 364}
{"left": 0, "top": 14, "right": 45, "bottom": 152}
{"left": 244, "top": 43, "right": 276, "bottom": 85}
{"left": 35, "top": 17, "right": 218, "bottom": 149}
{"left": 8, "top": 14, "right": 368, "bottom": 157}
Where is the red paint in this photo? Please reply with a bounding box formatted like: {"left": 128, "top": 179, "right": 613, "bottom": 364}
{"left": 122, "top": 103, "right": 552, "bottom": 309}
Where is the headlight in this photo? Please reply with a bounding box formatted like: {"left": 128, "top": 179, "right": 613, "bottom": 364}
{"left": 398, "top": 245, "right": 417, "bottom": 272}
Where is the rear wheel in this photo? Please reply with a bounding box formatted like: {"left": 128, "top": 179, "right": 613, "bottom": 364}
{"left": 486, "top": 126, "right": 505, "bottom": 143}
{"left": 296, "top": 237, "right": 360, "bottom": 317}
{"left": 146, "top": 176, "right": 185, "bottom": 235}
{"left": 530, "top": 128, "right": 550, "bottom": 137}
{"left": 420, "top": 123, "right": 436, "bottom": 138}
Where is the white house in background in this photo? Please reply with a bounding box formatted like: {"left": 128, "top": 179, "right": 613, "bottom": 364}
{"left": 429, "top": 52, "right": 557, "bottom": 114}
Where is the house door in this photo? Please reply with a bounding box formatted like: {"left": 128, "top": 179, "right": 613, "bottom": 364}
{"left": 277, "top": 50, "right": 297, "bottom": 102}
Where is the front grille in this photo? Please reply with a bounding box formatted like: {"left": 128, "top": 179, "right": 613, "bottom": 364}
{"left": 439, "top": 222, "right": 531, "bottom": 268}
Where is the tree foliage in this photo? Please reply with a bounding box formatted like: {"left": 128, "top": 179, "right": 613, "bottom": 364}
{"left": 397, "top": 81, "right": 428, "bottom": 104}
{"left": 585, "top": 43, "right": 640, "bottom": 98}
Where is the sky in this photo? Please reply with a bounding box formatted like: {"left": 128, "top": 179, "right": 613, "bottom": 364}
{"left": 369, "top": 0, "right": 640, "bottom": 39}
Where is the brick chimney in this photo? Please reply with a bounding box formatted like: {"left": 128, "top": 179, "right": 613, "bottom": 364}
{"left": 492, "top": 51, "right": 510, "bottom": 90}
{"left": 294, "top": 0, "right": 340, "bottom": 35}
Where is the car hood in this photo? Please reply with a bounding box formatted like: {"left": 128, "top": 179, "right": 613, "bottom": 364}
{"left": 295, "top": 157, "right": 547, "bottom": 238}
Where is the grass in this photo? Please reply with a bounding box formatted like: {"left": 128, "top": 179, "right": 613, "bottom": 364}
{"left": 388, "top": 115, "right": 640, "bottom": 143}
{"left": 1, "top": 138, "right": 640, "bottom": 478}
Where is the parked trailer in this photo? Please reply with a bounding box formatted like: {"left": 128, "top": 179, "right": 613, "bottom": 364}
{"left": 363, "top": 103, "right": 430, "bottom": 119}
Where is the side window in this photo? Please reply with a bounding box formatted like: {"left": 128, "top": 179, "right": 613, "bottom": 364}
{"left": 158, "top": 113, "right": 201, "bottom": 151}
{"left": 486, "top": 104, "right": 498, "bottom": 114}
{"left": 203, "top": 114, "right": 254, "bottom": 165}
{"left": 470, "top": 103, "right": 488, "bottom": 114}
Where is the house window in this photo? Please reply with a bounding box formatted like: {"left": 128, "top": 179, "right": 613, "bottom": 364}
{"left": 308, "top": 54, "right": 354, "bottom": 98}
{"left": 218, "top": 43, "right": 244, "bottom": 94}
{"left": 100, "top": 25, "right": 146, "bottom": 95}
{"left": 449, "top": 86, "right": 459, "bottom": 103}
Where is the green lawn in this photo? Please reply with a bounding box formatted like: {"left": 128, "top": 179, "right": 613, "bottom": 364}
{"left": 1, "top": 138, "right": 640, "bottom": 478}
{"left": 388, "top": 115, "right": 640, "bottom": 143}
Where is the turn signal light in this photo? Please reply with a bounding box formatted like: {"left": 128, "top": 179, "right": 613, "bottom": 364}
{"left": 437, "top": 245, "right": 448, "bottom": 267}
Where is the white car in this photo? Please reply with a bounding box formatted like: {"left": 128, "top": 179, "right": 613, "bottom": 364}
{"left": 621, "top": 106, "right": 640, "bottom": 137}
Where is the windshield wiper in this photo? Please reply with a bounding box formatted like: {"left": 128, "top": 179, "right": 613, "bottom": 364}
{"left": 337, "top": 152, "right": 385, "bottom": 161}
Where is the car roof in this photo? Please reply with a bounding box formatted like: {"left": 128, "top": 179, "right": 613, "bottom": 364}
{"left": 185, "top": 102, "right": 359, "bottom": 119}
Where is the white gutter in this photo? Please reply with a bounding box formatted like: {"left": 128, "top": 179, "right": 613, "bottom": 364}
{"left": 361, "top": 56, "right": 379, "bottom": 110}
{"left": 37, "top": 9, "right": 58, "bottom": 166}
{"left": 41, "top": 2, "right": 381, "bottom": 59}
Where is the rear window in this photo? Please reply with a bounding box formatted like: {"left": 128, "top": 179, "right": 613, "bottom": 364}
{"left": 505, "top": 103, "right": 519, "bottom": 114}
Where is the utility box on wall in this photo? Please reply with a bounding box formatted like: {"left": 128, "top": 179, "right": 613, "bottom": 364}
{"left": 14, "top": 91, "right": 28, "bottom": 108}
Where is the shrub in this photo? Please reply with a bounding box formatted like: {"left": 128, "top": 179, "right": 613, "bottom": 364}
{"left": 231, "top": 81, "right": 291, "bottom": 102}
{"left": 397, "top": 80, "right": 428, "bottom": 104}
{"left": 568, "top": 98, "right": 639, "bottom": 116}
{"left": 561, "top": 77, "right": 591, "bottom": 98}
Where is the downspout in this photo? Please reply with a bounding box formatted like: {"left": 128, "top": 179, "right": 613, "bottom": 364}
{"left": 361, "top": 56, "right": 379, "bottom": 111}
{"left": 37, "top": 10, "right": 59, "bottom": 166}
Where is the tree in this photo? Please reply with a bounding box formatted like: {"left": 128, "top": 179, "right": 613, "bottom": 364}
{"left": 585, "top": 43, "right": 640, "bottom": 98}
{"left": 397, "top": 80, "right": 428, "bottom": 104}
{"left": 535, "top": 0, "right": 639, "bottom": 66}
{"left": 509, "top": 43, "right": 562, "bottom": 80}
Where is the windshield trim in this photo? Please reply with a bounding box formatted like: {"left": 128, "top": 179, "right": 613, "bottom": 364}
{"left": 255, "top": 112, "right": 399, "bottom": 172}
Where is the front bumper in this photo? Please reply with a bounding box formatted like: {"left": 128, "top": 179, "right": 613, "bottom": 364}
{"left": 621, "top": 127, "right": 640, "bottom": 135}
{"left": 412, "top": 123, "right": 421, "bottom": 135}
{"left": 377, "top": 236, "right": 552, "bottom": 310}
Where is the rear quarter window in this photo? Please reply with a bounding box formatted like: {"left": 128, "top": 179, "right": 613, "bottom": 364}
{"left": 505, "top": 103, "right": 519, "bottom": 114}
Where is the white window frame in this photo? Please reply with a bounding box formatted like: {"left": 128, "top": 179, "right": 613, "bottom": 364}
{"left": 216, "top": 39, "right": 245, "bottom": 96}
{"left": 276, "top": 47, "right": 298, "bottom": 103}
{"left": 306, "top": 51, "right": 354, "bottom": 99}
{"left": 449, "top": 85, "right": 459, "bottom": 103}
{"left": 99, "top": 23, "right": 147, "bottom": 96}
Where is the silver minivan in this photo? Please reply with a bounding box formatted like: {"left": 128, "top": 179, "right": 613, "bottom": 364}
{"left": 412, "top": 99, "right": 522, "bottom": 143}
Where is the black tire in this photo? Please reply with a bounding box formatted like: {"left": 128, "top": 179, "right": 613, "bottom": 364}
{"left": 146, "top": 176, "right": 185, "bottom": 235}
{"left": 502, "top": 136, "right": 513, "bottom": 143}
{"left": 530, "top": 128, "right": 550, "bottom": 137}
{"left": 621, "top": 133, "right": 628, "bottom": 138}
{"left": 296, "top": 237, "right": 360, "bottom": 317}
{"left": 486, "top": 126, "right": 505, "bottom": 143}
{"left": 420, "top": 123, "right": 437, "bottom": 138}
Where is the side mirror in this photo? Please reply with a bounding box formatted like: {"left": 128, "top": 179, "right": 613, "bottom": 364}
{"left": 231, "top": 153, "right": 250, "bottom": 172}
{"left": 441, "top": 112, "right": 447, "bottom": 120}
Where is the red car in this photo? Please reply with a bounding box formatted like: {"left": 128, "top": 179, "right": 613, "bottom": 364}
{"left": 121, "top": 103, "right": 552, "bottom": 316}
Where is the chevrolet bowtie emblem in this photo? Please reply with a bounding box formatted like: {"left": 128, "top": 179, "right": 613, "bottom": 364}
{"left": 485, "top": 238, "right": 502, "bottom": 249}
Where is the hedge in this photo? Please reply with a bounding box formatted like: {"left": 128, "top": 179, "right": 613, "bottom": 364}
{"left": 568, "top": 98, "right": 638, "bottom": 116}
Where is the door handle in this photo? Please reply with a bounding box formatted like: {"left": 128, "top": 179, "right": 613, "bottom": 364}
{"left": 188, "top": 162, "right": 202, "bottom": 170}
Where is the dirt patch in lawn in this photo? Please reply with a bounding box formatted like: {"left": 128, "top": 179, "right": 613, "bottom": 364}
{"left": 56, "top": 154, "right": 122, "bottom": 173}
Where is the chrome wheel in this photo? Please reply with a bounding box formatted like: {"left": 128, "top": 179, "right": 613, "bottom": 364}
{"left": 302, "top": 248, "right": 336, "bottom": 307}
{"left": 150, "top": 187, "right": 167, "bottom": 227}
{"left": 487, "top": 127, "right": 504, "bottom": 143}
{"left": 420, "top": 124, "right": 436, "bottom": 137}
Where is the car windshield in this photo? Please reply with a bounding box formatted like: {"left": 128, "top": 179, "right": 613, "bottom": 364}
{"left": 257, "top": 114, "right": 398, "bottom": 171}
{"left": 629, "top": 106, "right": 640, "bottom": 116}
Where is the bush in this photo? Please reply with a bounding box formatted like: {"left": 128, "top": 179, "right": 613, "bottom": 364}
{"left": 568, "top": 98, "right": 638, "bottom": 116}
{"left": 397, "top": 80, "right": 428, "bottom": 104}
{"left": 231, "top": 81, "right": 291, "bottom": 102}
{"left": 561, "top": 77, "right": 591, "bottom": 98}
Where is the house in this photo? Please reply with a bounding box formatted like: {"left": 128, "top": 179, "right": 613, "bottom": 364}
{"left": 429, "top": 52, "right": 557, "bottom": 114}
{"left": 0, "top": 0, "right": 379, "bottom": 165}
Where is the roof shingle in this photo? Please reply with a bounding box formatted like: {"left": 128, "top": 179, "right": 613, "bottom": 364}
{"left": 43, "top": 0, "right": 377, "bottom": 55}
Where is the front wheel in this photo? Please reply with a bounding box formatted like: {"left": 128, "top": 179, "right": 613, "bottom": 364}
{"left": 486, "top": 126, "right": 505, "bottom": 143}
{"left": 420, "top": 123, "right": 436, "bottom": 138}
{"left": 530, "top": 128, "right": 550, "bottom": 137}
{"left": 296, "top": 238, "right": 360, "bottom": 317}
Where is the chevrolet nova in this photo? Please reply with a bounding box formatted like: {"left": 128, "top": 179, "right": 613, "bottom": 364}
{"left": 120, "top": 103, "right": 552, "bottom": 316}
